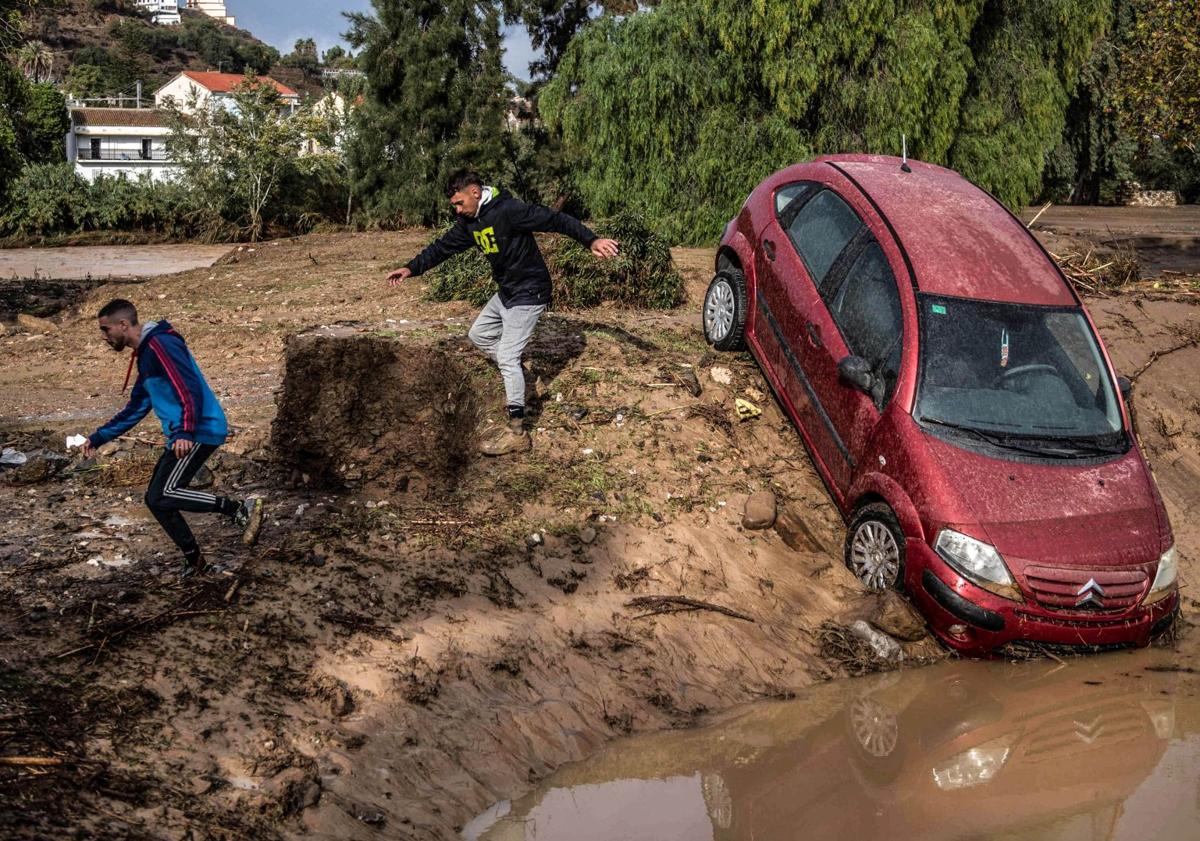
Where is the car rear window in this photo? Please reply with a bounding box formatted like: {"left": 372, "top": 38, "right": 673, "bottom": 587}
{"left": 774, "top": 182, "right": 814, "bottom": 217}
{"left": 786, "top": 190, "right": 863, "bottom": 287}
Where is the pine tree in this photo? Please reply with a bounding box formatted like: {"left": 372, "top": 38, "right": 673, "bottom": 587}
{"left": 345, "top": 0, "right": 511, "bottom": 226}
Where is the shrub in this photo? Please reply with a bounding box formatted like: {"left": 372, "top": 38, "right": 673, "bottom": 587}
{"left": 424, "top": 210, "right": 684, "bottom": 310}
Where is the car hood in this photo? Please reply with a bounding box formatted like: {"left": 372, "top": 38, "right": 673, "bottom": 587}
{"left": 923, "top": 434, "right": 1162, "bottom": 569}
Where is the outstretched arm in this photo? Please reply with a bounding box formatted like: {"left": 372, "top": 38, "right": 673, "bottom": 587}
{"left": 388, "top": 220, "right": 474, "bottom": 284}
{"left": 508, "top": 200, "right": 619, "bottom": 259}
{"left": 84, "top": 374, "right": 151, "bottom": 455}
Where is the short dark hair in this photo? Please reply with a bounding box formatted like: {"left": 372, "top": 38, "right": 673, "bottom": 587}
{"left": 97, "top": 298, "right": 138, "bottom": 324}
{"left": 445, "top": 169, "right": 484, "bottom": 198}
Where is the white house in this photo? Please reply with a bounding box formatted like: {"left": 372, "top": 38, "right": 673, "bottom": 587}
{"left": 66, "top": 108, "right": 178, "bottom": 184}
{"left": 186, "top": 0, "right": 235, "bottom": 26}
{"left": 154, "top": 70, "right": 300, "bottom": 115}
{"left": 136, "top": 0, "right": 181, "bottom": 25}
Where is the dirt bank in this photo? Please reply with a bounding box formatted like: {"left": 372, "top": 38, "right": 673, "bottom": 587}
{"left": 0, "top": 226, "right": 1197, "bottom": 840}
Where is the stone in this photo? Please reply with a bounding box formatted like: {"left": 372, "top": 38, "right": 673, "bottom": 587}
{"left": 849, "top": 620, "right": 902, "bottom": 661}
{"left": 709, "top": 366, "right": 733, "bottom": 385}
{"left": 265, "top": 767, "right": 321, "bottom": 815}
{"left": 578, "top": 526, "right": 597, "bottom": 545}
{"left": 741, "top": 491, "right": 777, "bottom": 530}
{"left": 773, "top": 507, "right": 826, "bottom": 553}
{"left": 871, "top": 591, "right": 928, "bottom": 641}
{"left": 17, "top": 313, "right": 57, "bottom": 334}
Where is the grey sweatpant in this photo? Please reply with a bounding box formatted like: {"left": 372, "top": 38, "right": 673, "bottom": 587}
{"left": 468, "top": 294, "right": 546, "bottom": 410}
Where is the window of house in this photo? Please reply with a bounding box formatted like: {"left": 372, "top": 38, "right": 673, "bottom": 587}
{"left": 786, "top": 189, "right": 864, "bottom": 289}
{"left": 90, "top": 138, "right": 101, "bottom": 159}
{"left": 142, "top": 139, "right": 152, "bottom": 160}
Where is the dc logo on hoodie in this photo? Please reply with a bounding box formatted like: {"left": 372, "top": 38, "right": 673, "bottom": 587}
{"left": 473, "top": 227, "right": 499, "bottom": 254}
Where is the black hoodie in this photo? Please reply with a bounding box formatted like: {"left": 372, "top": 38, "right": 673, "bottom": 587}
{"left": 405, "top": 188, "right": 598, "bottom": 307}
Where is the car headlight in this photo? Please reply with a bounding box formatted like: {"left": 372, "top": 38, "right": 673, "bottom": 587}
{"left": 931, "top": 736, "right": 1012, "bottom": 791}
{"left": 1145, "top": 545, "right": 1178, "bottom": 605}
{"left": 934, "top": 528, "right": 1021, "bottom": 601}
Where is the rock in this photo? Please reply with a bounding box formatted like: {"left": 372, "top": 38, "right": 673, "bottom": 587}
{"left": 525, "top": 532, "right": 544, "bottom": 549}
{"left": 191, "top": 465, "right": 215, "bottom": 489}
{"left": 2, "top": 450, "right": 69, "bottom": 485}
{"left": 773, "top": 507, "right": 826, "bottom": 553}
{"left": 871, "top": 591, "right": 928, "bottom": 642}
{"left": 265, "top": 767, "right": 321, "bottom": 815}
{"left": 17, "top": 313, "right": 57, "bottom": 334}
{"left": 0, "top": 448, "right": 28, "bottom": 468}
{"left": 742, "top": 491, "right": 777, "bottom": 530}
{"left": 675, "top": 366, "right": 702, "bottom": 397}
{"left": 329, "top": 682, "right": 355, "bottom": 718}
{"left": 188, "top": 776, "right": 214, "bottom": 796}
{"left": 578, "top": 526, "right": 597, "bottom": 545}
{"left": 849, "top": 620, "right": 902, "bottom": 661}
{"left": 566, "top": 405, "right": 589, "bottom": 421}
{"left": 709, "top": 366, "right": 733, "bottom": 386}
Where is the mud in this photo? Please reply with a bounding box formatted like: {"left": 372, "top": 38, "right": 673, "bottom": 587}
{"left": 468, "top": 647, "right": 1200, "bottom": 841}
{"left": 0, "top": 216, "right": 1196, "bottom": 839}
{"left": 271, "top": 327, "right": 480, "bottom": 492}
{"left": 0, "top": 244, "right": 233, "bottom": 281}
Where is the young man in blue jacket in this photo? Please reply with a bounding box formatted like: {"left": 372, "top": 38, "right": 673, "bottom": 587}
{"left": 80, "top": 299, "right": 262, "bottom": 578}
{"left": 387, "top": 170, "right": 620, "bottom": 456}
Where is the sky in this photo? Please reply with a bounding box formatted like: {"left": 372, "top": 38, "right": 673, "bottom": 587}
{"left": 224, "top": 0, "right": 540, "bottom": 80}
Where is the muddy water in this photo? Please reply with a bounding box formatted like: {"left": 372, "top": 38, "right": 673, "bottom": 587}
{"left": 0, "top": 243, "right": 232, "bottom": 279}
{"left": 465, "top": 649, "right": 1200, "bottom": 841}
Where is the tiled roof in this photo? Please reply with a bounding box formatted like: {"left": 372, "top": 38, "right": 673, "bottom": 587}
{"left": 174, "top": 71, "right": 299, "bottom": 97}
{"left": 71, "top": 108, "right": 170, "bottom": 128}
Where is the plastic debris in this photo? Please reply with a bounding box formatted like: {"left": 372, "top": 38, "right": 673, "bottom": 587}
{"left": 735, "top": 398, "right": 762, "bottom": 421}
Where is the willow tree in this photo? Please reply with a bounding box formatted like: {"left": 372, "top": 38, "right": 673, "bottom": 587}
{"left": 543, "top": 0, "right": 1112, "bottom": 243}
{"left": 345, "top": 0, "right": 511, "bottom": 225}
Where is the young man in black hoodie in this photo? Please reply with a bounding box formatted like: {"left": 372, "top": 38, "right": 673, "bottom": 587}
{"left": 388, "top": 170, "right": 619, "bottom": 455}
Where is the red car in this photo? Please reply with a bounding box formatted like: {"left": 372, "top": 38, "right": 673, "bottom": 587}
{"left": 704, "top": 154, "right": 1179, "bottom": 655}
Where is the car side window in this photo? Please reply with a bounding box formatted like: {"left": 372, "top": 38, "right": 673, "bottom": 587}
{"left": 774, "top": 182, "right": 814, "bottom": 219}
{"left": 829, "top": 240, "right": 903, "bottom": 405}
{"left": 786, "top": 189, "right": 864, "bottom": 289}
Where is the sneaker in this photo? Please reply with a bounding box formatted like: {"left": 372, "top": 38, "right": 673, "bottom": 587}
{"left": 479, "top": 418, "right": 531, "bottom": 457}
{"left": 180, "top": 552, "right": 208, "bottom": 580}
{"left": 235, "top": 497, "right": 264, "bottom": 545}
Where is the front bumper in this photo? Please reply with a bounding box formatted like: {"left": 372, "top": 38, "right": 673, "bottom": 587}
{"left": 907, "top": 542, "right": 1179, "bottom": 656}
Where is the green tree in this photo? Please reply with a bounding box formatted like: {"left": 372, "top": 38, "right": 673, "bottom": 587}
{"left": 163, "top": 73, "right": 335, "bottom": 239}
{"left": 17, "top": 82, "right": 69, "bottom": 164}
{"left": 0, "top": 0, "right": 35, "bottom": 198}
{"left": 344, "top": 0, "right": 511, "bottom": 225}
{"left": 283, "top": 36, "right": 321, "bottom": 78}
{"left": 1116, "top": 0, "right": 1200, "bottom": 149}
{"left": 542, "top": 0, "right": 1113, "bottom": 244}
{"left": 14, "top": 39, "right": 53, "bottom": 82}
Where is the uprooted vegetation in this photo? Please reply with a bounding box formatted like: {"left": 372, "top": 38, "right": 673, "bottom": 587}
{"left": 423, "top": 211, "right": 686, "bottom": 309}
{"left": 0, "top": 227, "right": 1197, "bottom": 839}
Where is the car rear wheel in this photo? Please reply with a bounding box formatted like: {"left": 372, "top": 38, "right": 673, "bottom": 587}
{"left": 845, "top": 503, "right": 906, "bottom": 591}
{"left": 703, "top": 268, "right": 747, "bottom": 351}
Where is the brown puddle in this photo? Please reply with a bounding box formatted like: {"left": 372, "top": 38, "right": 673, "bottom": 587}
{"left": 464, "top": 649, "right": 1200, "bottom": 841}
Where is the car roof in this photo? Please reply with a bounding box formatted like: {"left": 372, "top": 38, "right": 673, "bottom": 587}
{"left": 803, "top": 154, "right": 1076, "bottom": 307}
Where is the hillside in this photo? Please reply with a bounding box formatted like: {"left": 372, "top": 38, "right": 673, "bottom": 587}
{"left": 26, "top": 0, "right": 324, "bottom": 99}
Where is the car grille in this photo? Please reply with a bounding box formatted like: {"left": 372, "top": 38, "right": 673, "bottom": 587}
{"left": 1023, "top": 566, "right": 1148, "bottom": 612}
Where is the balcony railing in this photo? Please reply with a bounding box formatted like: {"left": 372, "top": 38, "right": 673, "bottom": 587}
{"left": 77, "top": 149, "right": 172, "bottom": 162}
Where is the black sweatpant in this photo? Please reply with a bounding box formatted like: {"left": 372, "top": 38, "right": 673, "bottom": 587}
{"left": 145, "top": 443, "right": 235, "bottom": 560}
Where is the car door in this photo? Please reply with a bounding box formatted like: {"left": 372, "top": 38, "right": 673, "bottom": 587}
{"left": 751, "top": 182, "right": 831, "bottom": 451}
{"left": 803, "top": 234, "right": 905, "bottom": 494}
{"left": 776, "top": 188, "right": 868, "bottom": 492}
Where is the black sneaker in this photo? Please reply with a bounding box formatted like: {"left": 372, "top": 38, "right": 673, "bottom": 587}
{"left": 180, "top": 552, "right": 208, "bottom": 580}
{"left": 234, "top": 498, "right": 264, "bottom": 546}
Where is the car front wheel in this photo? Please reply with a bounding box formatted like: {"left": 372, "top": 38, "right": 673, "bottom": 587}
{"left": 845, "top": 503, "right": 906, "bottom": 591}
{"left": 702, "top": 268, "right": 747, "bottom": 351}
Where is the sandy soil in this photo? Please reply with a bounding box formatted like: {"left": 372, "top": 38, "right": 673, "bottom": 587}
{"left": 0, "top": 225, "right": 1197, "bottom": 840}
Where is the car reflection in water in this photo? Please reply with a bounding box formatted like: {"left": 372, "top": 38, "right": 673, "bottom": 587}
{"left": 465, "top": 657, "right": 1184, "bottom": 841}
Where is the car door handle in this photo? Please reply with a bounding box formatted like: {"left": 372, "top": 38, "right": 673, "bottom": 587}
{"left": 805, "top": 321, "right": 823, "bottom": 348}
{"left": 763, "top": 239, "right": 776, "bottom": 261}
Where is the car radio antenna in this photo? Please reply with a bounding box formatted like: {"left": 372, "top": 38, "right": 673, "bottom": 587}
{"left": 901, "top": 133, "right": 912, "bottom": 172}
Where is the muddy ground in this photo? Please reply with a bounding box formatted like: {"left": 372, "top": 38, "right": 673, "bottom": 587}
{"left": 1, "top": 218, "right": 1199, "bottom": 840}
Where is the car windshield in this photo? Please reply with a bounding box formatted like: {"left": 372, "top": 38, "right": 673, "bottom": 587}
{"left": 916, "top": 294, "right": 1125, "bottom": 453}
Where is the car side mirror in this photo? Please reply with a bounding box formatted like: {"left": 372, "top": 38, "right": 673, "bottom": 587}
{"left": 1117, "top": 375, "right": 1132, "bottom": 402}
{"left": 838, "top": 355, "right": 874, "bottom": 395}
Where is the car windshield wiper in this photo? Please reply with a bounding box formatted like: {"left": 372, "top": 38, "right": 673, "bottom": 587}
{"left": 918, "top": 417, "right": 1083, "bottom": 459}
{"left": 1009, "top": 433, "right": 1128, "bottom": 456}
